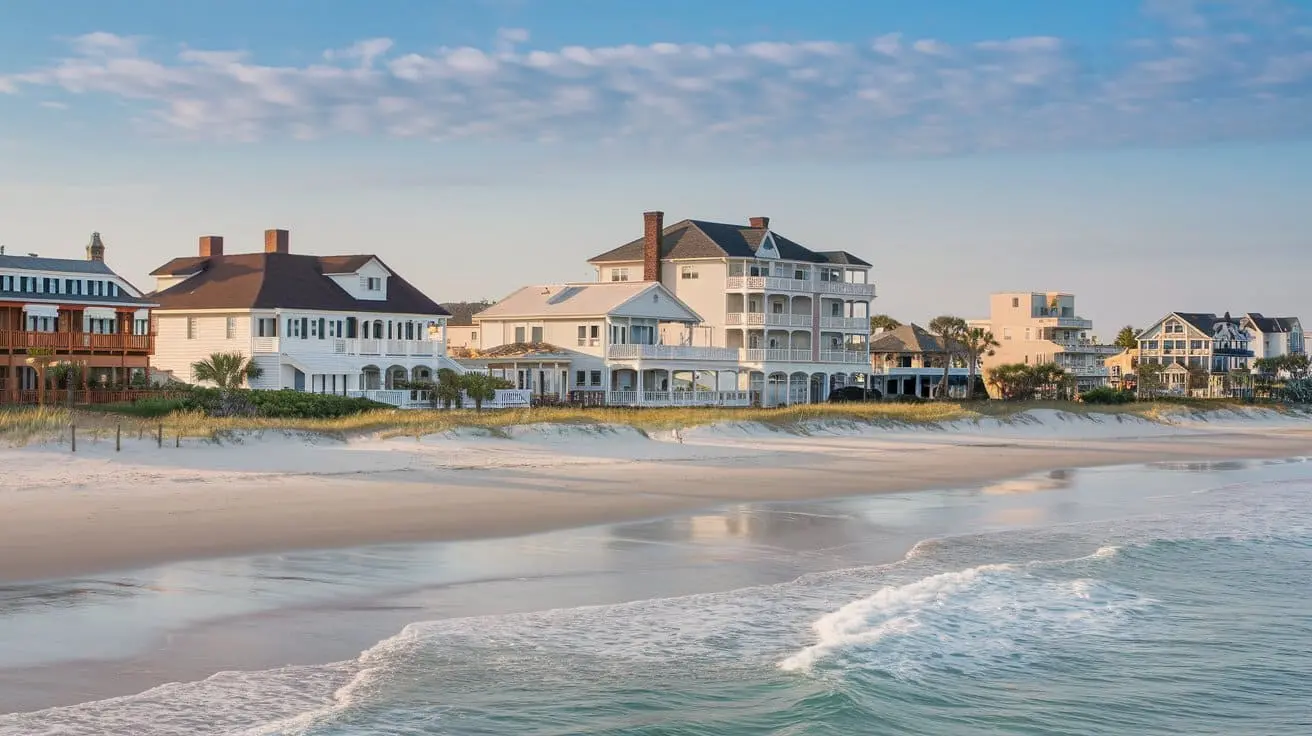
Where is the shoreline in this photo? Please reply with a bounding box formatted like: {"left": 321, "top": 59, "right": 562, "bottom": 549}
{"left": 2, "top": 410, "right": 1311, "bottom": 582}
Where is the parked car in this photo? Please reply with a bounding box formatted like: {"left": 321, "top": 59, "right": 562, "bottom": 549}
{"left": 827, "top": 386, "right": 882, "bottom": 403}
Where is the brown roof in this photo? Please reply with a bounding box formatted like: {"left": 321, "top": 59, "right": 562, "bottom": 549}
{"left": 148, "top": 252, "right": 449, "bottom": 316}
{"left": 869, "top": 323, "right": 962, "bottom": 354}
{"left": 588, "top": 219, "right": 871, "bottom": 267}
{"left": 469, "top": 342, "right": 574, "bottom": 358}
{"left": 441, "top": 301, "right": 494, "bottom": 326}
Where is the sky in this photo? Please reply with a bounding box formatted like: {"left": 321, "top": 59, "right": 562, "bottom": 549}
{"left": 1, "top": 0, "right": 1310, "bottom": 335}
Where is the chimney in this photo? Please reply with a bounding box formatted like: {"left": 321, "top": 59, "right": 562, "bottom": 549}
{"left": 86, "top": 232, "right": 106, "bottom": 262}
{"left": 749, "top": 216, "right": 770, "bottom": 230}
{"left": 264, "top": 229, "right": 289, "bottom": 254}
{"left": 199, "top": 235, "right": 224, "bottom": 258}
{"left": 643, "top": 211, "right": 663, "bottom": 281}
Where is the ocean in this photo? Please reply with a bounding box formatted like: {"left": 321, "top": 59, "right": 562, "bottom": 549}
{"left": 3, "top": 459, "right": 1310, "bottom": 735}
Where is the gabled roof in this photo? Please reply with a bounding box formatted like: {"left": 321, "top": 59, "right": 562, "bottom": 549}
{"left": 467, "top": 342, "right": 577, "bottom": 359}
{"left": 475, "top": 281, "right": 701, "bottom": 322}
{"left": 587, "top": 219, "right": 871, "bottom": 267}
{"left": 441, "top": 301, "right": 494, "bottom": 327}
{"left": 1243, "top": 313, "right": 1301, "bottom": 333}
{"left": 870, "top": 323, "right": 961, "bottom": 354}
{"left": 148, "top": 252, "right": 448, "bottom": 316}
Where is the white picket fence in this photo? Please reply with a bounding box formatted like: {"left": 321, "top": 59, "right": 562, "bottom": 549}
{"left": 348, "top": 389, "right": 533, "bottom": 410}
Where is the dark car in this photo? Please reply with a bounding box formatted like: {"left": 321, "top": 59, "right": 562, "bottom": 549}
{"left": 827, "top": 386, "right": 881, "bottom": 403}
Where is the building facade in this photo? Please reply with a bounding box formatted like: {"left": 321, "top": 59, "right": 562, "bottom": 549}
{"left": 970, "top": 291, "right": 1119, "bottom": 394}
{"left": 149, "top": 230, "right": 459, "bottom": 392}
{"left": 1136, "top": 312, "right": 1254, "bottom": 396}
{"left": 868, "top": 324, "right": 970, "bottom": 398}
{"left": 583, "top": 212, "right": 876, "bottom": 405}
{"left": 0, "top": 234, "right": 156, "bottom": 400}
{"left": 1239, "top": 313, "right": 1304, "bottom": 362}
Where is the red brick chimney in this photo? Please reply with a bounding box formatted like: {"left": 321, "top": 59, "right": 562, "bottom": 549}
{"left": 643, "top": 211, "right": 663, "bottom": 281}
{"left": 749, "top": 216, "right": 770, "bottom": 229}
{"left": 199, "top": 235, "right": 224, "bottom": 257}
{"left": 264, "top": 229, "right": 289, "bottom": 254}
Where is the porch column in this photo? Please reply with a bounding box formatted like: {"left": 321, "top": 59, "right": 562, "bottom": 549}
{"left": 636, "top": 367, "right": 644, "bottom": 405}
{"left": 667, "top": 369, "right": 673, "bottom": 405}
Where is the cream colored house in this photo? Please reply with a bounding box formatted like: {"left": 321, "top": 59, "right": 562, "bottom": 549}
{"left": 585, "top": 211, "right": 876, "bottom": 405}
{"left": 970, "top": 291, "right": 1119, "bottom": 394}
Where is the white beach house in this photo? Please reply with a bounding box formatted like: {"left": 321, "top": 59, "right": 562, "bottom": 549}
{"left": 149, "top": 230, "right": 461, "bottom": 392}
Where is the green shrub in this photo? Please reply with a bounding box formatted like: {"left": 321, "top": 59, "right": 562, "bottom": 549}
{"left": 1080, "top": 387, "right": 1136, "bottom": 405}
{"left": 181, "top": 388, "right": 389, "bottom": 418}
{"left": 83, "top": 398, "right": 187, "bottom": 418}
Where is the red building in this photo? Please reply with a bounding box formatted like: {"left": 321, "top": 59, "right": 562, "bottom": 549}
{"left": 0, "top": 233, "right": 156, "bottom": 401}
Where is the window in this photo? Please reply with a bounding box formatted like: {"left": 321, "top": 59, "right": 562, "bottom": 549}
{"left": 794, "top": 268, "right": 806, "bottom": 280}
{"left": 1025, "top": 327, "right": 1032, "bottom": 341}
{"left": 680, "top": 266, "right": 698, "bottom": 280}
{"left": 187, "top": 317, "right": 197, "bottom": 340}
{"left": 531, "top": 326, "right": 544, "bottom": 342}
{"left": 366, "top": 277, "right": 382, "bottom": 291}
{"left": 225, "top": 316, "right": 237, "bottom": 339}
{"left": 772, "top": 302, "right": 784, "bottom": 314}
{"left": 590, "top": 370, "right": 602, "bottom": 386}
{"left": 590, "top": 325, "right": 599, "bottom": 341}
{"left": 1012, "top": 297, "right": 1020, "bottom": 308}
{"left": 1003, "top": 327, "right": 1012, "bottom": 340}
{"left": 1191, "top": 340, "right": 1204, "bottom": 351}
{"left": 578, "top": 325, "right": 588, "bottom": 346}
{"left": 109, "top": 283, "right": 119, "bottom": 297}
{"left": 610, "top": 268, "right": 630, "bottom": 282}
{"left": 514, "top": 326, "right": 526, "bottom": 343}
{"left": 256, "top": 318, "right": 277, "bottom": 337}
{"left": 576, "top": 370, "right": 587, "bottom": 386}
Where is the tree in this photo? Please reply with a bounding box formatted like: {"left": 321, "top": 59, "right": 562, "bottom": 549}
{"left": 870, "top": 314, "right": 902, "bottom": 332}
{"left": 1285, "top": 353, "right": 1311, "bottom": 380}
{"left": 959, "top": 327, "right": 1000, "bottom": 400}
{"left": 1114, "top": 326, "right": 1139, "bottom": 351}
{"left": 458, "top": 372, "right": 511, "bottom": 411}
{"left": 985, "top": 362, "right": 1067, "bottom": 401}
{"left": 435, "top": 367, "right": 464, "bottom": 409}
{"left": 928, "top": 315, "right": 968, "bottom": 400}
{"left": 190, "top": 352, "right": 263, "bottom": 390}
{"left": 1135, "top": 361, "right": 1165, "bottom": 399}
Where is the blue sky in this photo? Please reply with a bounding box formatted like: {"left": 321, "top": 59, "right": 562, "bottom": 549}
{"left": 1, "top": 0, "right": 1310, "bottom": 333}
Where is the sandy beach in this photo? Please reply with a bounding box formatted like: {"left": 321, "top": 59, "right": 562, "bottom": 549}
{"left": 3, "top": 409, "right": 1310, "bottom": 583}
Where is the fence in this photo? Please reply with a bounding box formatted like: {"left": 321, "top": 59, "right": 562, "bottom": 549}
{"left": 0, "top": 388, "right": 186, "bottom": 406}
{"left": 348, "top": 388, "right": 534, "bottom": 410}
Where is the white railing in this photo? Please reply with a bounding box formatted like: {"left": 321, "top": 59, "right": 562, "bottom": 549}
{"left": 819, "top": 316, "right": 868, "bottom": 330}
{"left": 348, "top": 388, "right": 532, "bottom": 410}
{"left": 820, "top": 350, "right": 870, "bottom": 364}
{"left": 816, "top": 281, "right": 877, "bottom": 297}
{"left": 606, "top": 390, "right": 751, "bottom": 407}
{"left": 740, "top": 348, "right": 814, "bottom": 363}
{"left": 607, "top": 344, "right": 740, "bottom": 361}
{"left": 252, "top": 337, "right": 279, "bottom": 353}
{"left": 726, "top": 312, "right": 812, "bottom": 327}
{"left": 335, "top": 339, "right": 439, "bottom": 357}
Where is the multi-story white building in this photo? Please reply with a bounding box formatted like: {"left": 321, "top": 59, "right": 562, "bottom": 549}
{"left": 149, "top": 230, "right": 460, "bottom": 392}
{"left": 582, "top": 211, "right": 875, "bottom": 405}
{"left": 1239, "top": 313, "right": 1304, "bottom": 362}
{"left": 970, "top": 291, "right": 1119, "bottom": 393}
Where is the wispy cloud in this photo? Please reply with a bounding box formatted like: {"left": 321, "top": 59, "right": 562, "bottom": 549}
{"left": 2, "top": 1, "right": 1310, "bottom": 155}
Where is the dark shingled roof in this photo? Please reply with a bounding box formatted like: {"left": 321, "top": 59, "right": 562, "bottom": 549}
{"left": 588, "top": 219, "right": 871, "bottom": 267}
{"left": 869, "top": 324, "right": 962, "bottom": 354}
{"left": 148, "top": 252, "right": 449, "bottom": 316}
{"left": 1244, "top": 313, "right": 1300, "bottom": 333}
{"left": 441, "top": 301, "right": 494, "bottom": 327}
{"left": 467, "top": 342, "right": 574, "bottom": 359}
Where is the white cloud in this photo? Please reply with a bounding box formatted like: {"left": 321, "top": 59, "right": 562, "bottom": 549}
{"left": 4, "top": 1, "right": 1311, "bottom": 156}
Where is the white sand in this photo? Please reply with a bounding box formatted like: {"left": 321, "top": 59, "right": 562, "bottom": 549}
{"left": 2, "top": 409, "right": 1309, "bottom": 582}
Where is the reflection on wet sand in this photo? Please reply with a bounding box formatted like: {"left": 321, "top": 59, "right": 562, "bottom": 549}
{"left": 980, "top": 469, "right": 1077, "bottom": 495}
{"left": 1150, "top": 460, "right": 1249, "bottom": 473}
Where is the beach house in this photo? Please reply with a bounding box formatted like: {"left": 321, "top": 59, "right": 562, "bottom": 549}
{"left": 1238, "top": 314, "right": 1304, "bottom": 362}
{"left": 148, "top": 230, "right": 459, "bottom": 393}
{"left": 970, "top": 292, "right": 1120, "bottom": 395}
{"left": 584, "top": 211, "right": 876, "bottom": 405}
{"left": 1136, "top": 312, "right": 1254, "bottom": 396}
{"left": 868, "top": 324, "right": 971, "bottom": 398}
{"left": 0, "top": 233, "right": 157, "bottom": 401}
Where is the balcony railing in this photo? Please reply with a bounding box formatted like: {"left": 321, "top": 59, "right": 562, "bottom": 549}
{"left": 819, "top": 316, "right": 868, "bottom": 330}
{"left": 0, "top": 330, "right": 153, "bottom": 352}
{"left": 740, "top": 348, "right": 814, "bottom": 363}
{"left": 1033, "top": 316, "right": 1094, "bottom": 329}
{"left": 606, "top": 390, "right": 751, "bottom": 407}
{"left": 251, "top": 338, "right": 443, "bottom": 357}
{"left": 607, "top": 344, "right": 741, "bottom": 361}
{"left": 726, "top": 312, "right": 812, "bottom": 327}
{"left": 819, "top": 350, "right": 870, "bottom": 364}
{"left": 727, "top": 276, "right": 876, "bottom": 297}
{"left": 816, "top": 280, "right": 877, "bottom": 297}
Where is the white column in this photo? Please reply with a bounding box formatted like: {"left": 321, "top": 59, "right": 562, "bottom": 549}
{"left": 636, "top": 368, "right": 644, "bottom": 405}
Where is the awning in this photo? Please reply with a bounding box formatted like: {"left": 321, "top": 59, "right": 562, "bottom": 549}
{"left": 22, "top": 304, "right": 59, "bottom": 318}
{"left": 83, "top": 307, "right": 118, "bottom": 320}
{"left": 133, "top": 309, "right": 150, "bottom": 320}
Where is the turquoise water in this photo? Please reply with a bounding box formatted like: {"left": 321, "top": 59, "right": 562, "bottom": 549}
{"left": 5, "top": 469, "right": 1311, "bottom": 735}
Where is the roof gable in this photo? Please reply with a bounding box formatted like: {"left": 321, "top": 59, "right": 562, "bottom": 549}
{"left": 477, "top": 281, "right": 702, "bottom": 322}
{"left": 587, "top": 217, "right": 872, "bottom": 267}
{"left": 870, "top": 323, "right": 959, "bottom": 354}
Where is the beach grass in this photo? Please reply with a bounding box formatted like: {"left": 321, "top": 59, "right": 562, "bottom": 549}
{"left": 0, "top": 398, "right": 1295, "bottom": 446}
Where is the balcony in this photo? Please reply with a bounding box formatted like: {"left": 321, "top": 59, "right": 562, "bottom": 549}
{"left": 251, "top": 338, "right": 444, "bottom": 357}
{"left": 607, "top": 344, "right": 740, "bottom": 361}
{"left": 819, "top": 350, "right": 870, "bottom": 364}
{"left": 726, "top": 276, "right": 876, "bottom": 298}
{"left": 1213, "top": 346, "right": 1254, "bottom": 357}
{"left": 740, "top": 348, "right": 814, "bottom": 363}
{"left": 1033, "top": 316, "right": 1094, "bottom": 330}
{"left": 0, "top": 330, "right": 153, "bottom": 353}
{"left": 606, "top": 390, "right": 751, "bottom": 407}
{"left": 726, "top": 312, "right": 812, "bottom": 328}
{"left": 820, "top": 316, "right": 868, "bottom": 330}
{"left": 816, "top": 280, "right": 877, "bottom": 298}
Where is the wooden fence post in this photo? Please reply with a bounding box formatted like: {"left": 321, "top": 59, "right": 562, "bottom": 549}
{"left": 157, "top": 422, "right": 163, "bottom": 448}
{"left": 70, "top": 422, "right": 76, "bottom": 453}
{"left": 116, "top": 423, "right": 121, "bottom": 452}
{"left": 175, "top": 433, "right": 180, "bottom": 448}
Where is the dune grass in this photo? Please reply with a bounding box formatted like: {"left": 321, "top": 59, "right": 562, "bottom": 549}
{"left": 0, "top": 398, "right": 1298, "bottom": 447}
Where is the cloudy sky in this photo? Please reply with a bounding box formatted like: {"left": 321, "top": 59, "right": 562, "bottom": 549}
{"left": 1, "top": 0, "right": 1310, "bottom": 333}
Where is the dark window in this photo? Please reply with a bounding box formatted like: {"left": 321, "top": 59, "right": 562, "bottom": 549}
{"left": 318, "top": 318, "right": 326, "bottom": 339}
{"left": 300, "top": 317, "right": 308, "bottom": 338}
{"left": 575, "top": 370, "right": 586, "bottom": 386}
{"left": 515, "top": 326, "right": 526, "bottom": 342}
{"left": 590, "top": 371, "right": 602, "bottom": 386}
{"left": 531, "top": 326, "right": 544, "bottom": 342}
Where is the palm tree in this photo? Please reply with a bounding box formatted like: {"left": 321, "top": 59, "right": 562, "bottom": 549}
{"left": 928, "top": 315, "right": 967, "bottom": 400}
{"left": 190, "top": 352, "right": 263, "bottom": 389}
{"left": 959, "top": 327, "right": 1000, "bottom": 400}
{"left": 870, "top": 314, "right": 901, "bottom": 333}
{"left": 435, "top": 367, "right": 464, "bottom": 409}
{"left": 24, "top": 348, "right": 57, "bottom": 406}
{"left": 458, "top": 372, "right": 508, "bottom": 411}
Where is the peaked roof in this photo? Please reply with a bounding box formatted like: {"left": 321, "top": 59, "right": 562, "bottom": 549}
{"left": 467, "top": 342, "right": 577, "bottom": 359}
{"left": 148, "top": 252, "right": 448, "bottom": 316}
{"left": 587, "top": 219, "right": 871, "bottom": 267}
{"left": 475, "top": 281, "right": 699, "bottom": 321}
{"left": 1243, "top": 313, "right": 1301, "bottom": 333}
{"left": 441, "top": 301, "right": 494, "bottom": 327}
{"left": 870, "top": 323, "right": 961, "bottom": 354}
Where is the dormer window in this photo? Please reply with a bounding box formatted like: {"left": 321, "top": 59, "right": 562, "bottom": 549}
{"left": 366, "top": 277, "right": 382, "bottom": 291}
